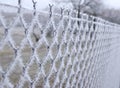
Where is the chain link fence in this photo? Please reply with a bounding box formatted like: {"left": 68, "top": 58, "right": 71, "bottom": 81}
{"left": 0, "top": 0, "right": 120, "bottom": 88}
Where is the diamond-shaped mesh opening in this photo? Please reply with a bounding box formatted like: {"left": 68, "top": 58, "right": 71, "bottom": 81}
{"left": 70, "top": 75, "right": 75, "bottom": 86}
{"left": 64, "top": 55, "right": 70, "bottom": 67}
{"left": 11, "top": 20, "right": 25, "bottom": 47}
{"left": 22, "top": 81, "right": 31, "bottom": 88}
{"left": 1, "top": 11, "right": 17, "bottom": 27}
{"left": 78, "top": 82, "right": 81, "bottom": 88}
{"left": 87, "top": 40, "right": 91, "bottom": 48}
{"left": 51, "top": 43, "right": 59, "bottom": 59}
{"left": 52, "top": 14, "right": 61, "bottom": 27}
{"left": 61, "top": 43, "right": 67, "bottom": 55}
{"left": 0, "top": 43, "right": 15, "bottom": 71}
{"left": 23, "top": 12, "right": 33, "bottom": 25}
{"left": 57, "top": 26, "right": 64, "bottom": 43}
{"left": 68, "top": 41, "right": 74, "bottom": 53}
{"left": 66, "top": 65, "right": 72, "bottom": 77}
{"left": 83, "top": 51, "right": 88, "bottom": 59}
{"left": 0, "top": 21, "right": 5, "bottom": 42}
{"left": 73, "top": 25, "right": 79, "bottom": 35}
{"left": 82, "top": 77, "right": 87, "bottom": 87}
{"left": 63, "top": 18, "right": 70, "bottom": 29}
{"left": 80, "top": 60, "right": 84, "bottom": 69}
{"left": 81, "top": 69, "right": 86, "bottom": 78}
{"left": 35, "top": 74, "right": 44, "bottom": 88}
{"left": 8, "top": 63, "right": 22, "bottom": 86}
{"left": 37, "top": 43, "right": 48, "bottom": 62}
{"left": 31, "top": 24, "right": 42, "bottom": 45}
{"left": 74, "top": 62, "right": 78, "bottom": 72}
{"left": 78, "top": 50, "right": 82, "bottom": 58}
{"left": 3, "top": 85, "right": 11, "bottom": 88}
{"left": 59, "top": 68, "right": 64, "bottom": 81}
{"left": 21, "top": 43, "right": 32, "bottom": 65}
{"left": 61, "top": 80, "right": 67, "bottom": 88}
{"left": 81, "top": 41, "right": 86, "bottom": 49}
{"left": 66, "top": 28, "right": 72, "bottom": 41}
{"left": 85, "top": 58, "right": 90, "bottom": 68}
{"left": 38, "top": 12, "right": 49, "bottom": 27}
{"left": 49, "top": 72, "right": 56, "bottom": 87}
{"left": 28, "top": 59, "right": 39, "bottom": 80}
{"left": 83, "top": 21, "right": 87, "bottom": 29}
{"left": 0, "top": 71, "right": 2, "bottom": 82}
{"left": 71, "top": 20, "right": 76, "bottom": 28}
{"left": 55, "top": 58, "right": 61, "bottom": 70}
{"left": 43, "top": 59, "right": 52, "bottom": 76}
{"left": 53, "top": 84, "right": 60, "bottom": 88}
{"left": 46, "top": 24, "right": 55, "bottom": 45}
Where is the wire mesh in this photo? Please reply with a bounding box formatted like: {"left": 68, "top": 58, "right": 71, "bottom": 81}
{"left": 0, "top": 0, "right": 120, "bottom": 88}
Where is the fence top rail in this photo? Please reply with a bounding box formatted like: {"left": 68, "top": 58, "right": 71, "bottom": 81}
{"left": 0, "top": 3, "right": 120, "bottom": 29}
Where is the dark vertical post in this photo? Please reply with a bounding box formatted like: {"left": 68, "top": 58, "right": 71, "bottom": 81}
{"left": 77, "top": 5, "right": 81, "bottom": 26}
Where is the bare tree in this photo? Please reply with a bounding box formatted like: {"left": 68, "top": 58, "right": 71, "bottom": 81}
{"left": 53, "top": 0, "right": 103, "bottom": 15}
{"left": 71, "top": 0, "right": 103, "bottom": 16}
{"left": 53, "top": 0, "right": 103, "bottom": 26}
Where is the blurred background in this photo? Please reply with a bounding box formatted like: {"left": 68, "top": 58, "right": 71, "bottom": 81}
{"left": 0, "top": 0, "right": 120, "bottom": 24}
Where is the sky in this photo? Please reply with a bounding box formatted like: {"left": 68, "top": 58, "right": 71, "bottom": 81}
{"left": 0, "top": 0, "right": 52, "bottom": 10}
{"left": 103, "top": 0, "right": 120, "bottom": 9}
{"left": 0, "top": 0, "right": 120, "bottom": 9}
